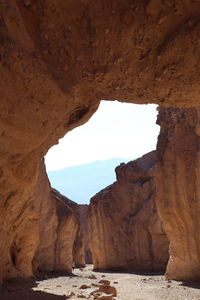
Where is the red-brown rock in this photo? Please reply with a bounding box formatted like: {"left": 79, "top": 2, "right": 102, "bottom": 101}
{"left": 33, "top": 163, "right": 79, "bottom": 275}
{"left": 98, "top": 286, "right": 117, "bottom": 297}
{"left": 156, "top": 107, "right": 200, "bottom": 281}
{"left": 99, "top": 280, "right": 111, "bottom": 286}
{"left": 78, "top": 205, "right": 93, "bottom": 264}
{"left": 73, "top": 205, "right": 92, "bottom": 267}
{"left": 52, "top": 189, "right": 79, "bottom": 273}
{"left": 89, "top": 151, "right": 169, "bottom": 272}
{"left": 73, "top": 228, "right": 86, "bottom": 268}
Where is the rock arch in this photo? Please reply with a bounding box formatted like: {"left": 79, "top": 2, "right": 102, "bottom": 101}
{"left": 0, "top": 0, "right": 200, "bottom": 282}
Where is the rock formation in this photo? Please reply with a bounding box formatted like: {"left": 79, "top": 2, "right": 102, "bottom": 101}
{"left": 73, "top": 205, "right": 93, "bottom": 267}
{"left": 89, "top": 151, "right": 169, "bottom": 272}
{"left": 78, "top": 205, "right": 93, "bottom": 264}
{"left": 33, "top": 184, "right": 80, "bottom": 275}
{"left": 156, "top": 107, "right": 200, "bottom": 281}
{"left": 29, "top": 163, "right": 81, "bottom": 277}
{"left": 0, "top": 158, "right": 81, "bottom": 283}
{"left": 73, "top": 227, "right": 86, "bottom": 268}
{"left": 52, "top": 189, "right": 79, "bottom": 273}
{"left": 0, "top": 0, "right": 200, "bottom": 282}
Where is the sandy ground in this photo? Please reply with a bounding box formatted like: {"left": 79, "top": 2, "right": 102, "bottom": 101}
{"left": 0, "top": 265, "right": 200, "bottom": 300}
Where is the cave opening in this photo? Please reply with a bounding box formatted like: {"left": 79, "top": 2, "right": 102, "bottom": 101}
{"left": 45, "top": 101, "right": 159, "bottom": 205}
{"left": 44, "top": 100, "right": 160, "bottom": 272}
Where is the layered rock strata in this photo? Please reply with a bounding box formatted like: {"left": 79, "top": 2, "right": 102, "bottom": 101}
{"left": 89, "top": 151, "right": 169, "bottom": 271}
{"left": 156, "top": 107, "right": 200, "bottom": 281}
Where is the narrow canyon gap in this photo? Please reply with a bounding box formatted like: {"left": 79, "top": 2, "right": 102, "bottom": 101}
{"left": 1, "top": 0, "right": 200, "bottom": 283}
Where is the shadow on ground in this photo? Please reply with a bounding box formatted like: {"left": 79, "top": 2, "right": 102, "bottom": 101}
{"left": 0, "top": 281, "right": 66, "bottom": 300}
{"left": 93, "top": 268, "right": 165, "bottom": 277}
{"left": 180, "top": 281, "right": 200, "bottom": 290}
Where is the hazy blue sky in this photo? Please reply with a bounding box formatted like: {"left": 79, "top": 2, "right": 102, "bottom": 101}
{"left": 45, "top": 101, "right": 159, "bottom": 171}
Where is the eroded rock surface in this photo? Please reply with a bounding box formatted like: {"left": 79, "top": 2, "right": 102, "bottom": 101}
{"left": 156, "top": 107, "right": 200, "bottom": 281}
{"left": 52, "top": 189, "right": 79, "bottom": 273}
{"left": 32, "top": 165, "right": 80, "bottom": 276}
{"left": 0, "top": 159, "right": 80, "bottom": 283}
{"left": 79, "top": 205, "right": 93, "bottom": 264}
{"left": 89, "top": 152, "right": 169, "bottom": 271}
{"left": 73, "top": 227, "right": 86, "bottom": 268}
{"left": 73, "top": 205, "right": 93, "bottom": 267}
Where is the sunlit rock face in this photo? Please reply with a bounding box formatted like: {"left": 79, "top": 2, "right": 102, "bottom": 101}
{"left": 156, "top": 107, "right": 200, "bottom": 281}
{"left": 89, "top": 152, "right": 169, "bottom": 272}
{"left": 0, "top": 0, "right": 200, "bottom": 283}
{"left": 27, "top": 164, "right": 80, "bottom": 277}
{"left": 52, "top": 189, "right": 79, "bottom": 273}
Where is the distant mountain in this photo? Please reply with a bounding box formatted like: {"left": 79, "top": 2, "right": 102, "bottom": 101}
{"left": 47, "top": 158, "right": 133, "bottom": 204}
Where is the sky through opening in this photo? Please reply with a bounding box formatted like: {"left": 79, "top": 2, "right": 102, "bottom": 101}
{"left": 45, "top": 101, "right": 159, "bottom": 171}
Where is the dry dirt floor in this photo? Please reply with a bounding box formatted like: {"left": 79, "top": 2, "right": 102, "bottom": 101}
{"left": 0, "top": 265, "right": 200, "bottom": 300}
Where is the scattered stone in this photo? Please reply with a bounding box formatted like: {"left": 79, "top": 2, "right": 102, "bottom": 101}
{"left": 98, "top": 295, "right": 113, "bottom": 300}
{"left": 77, "top": 294, "right": 86, "bottom": 298}
{"left": 87, "top": 274, "right": 97, "bottom": 279}
{"left": 98, "top": 286, "right": 117, "bottom": 297}
{"left": 80, "top": 284, "right": 90, "bottom": 289}
{"left": 113, "top": 281, "right": 118, "bottom": 284}
{"left": 91, "top": 286, "right": 117, "bottom": 297}
{"left": 67, "top": 292, "right": 76, "bottom": 297}
{"left": 98, "top": 280, "right": 110, "bottom": 286}
{"left": 91, "top": 283, "right": 99, "bottom": 287}
{"left": 90, "top": 290, "right": 101, "bottom": 296}
{"left": 166, "top": 285, "right": 171, "bottom": 288}
{"left": 93, "top": 292, "right": 113, "bottom": 300}
{"left": 101, "top": 275, "right": 106, "bottom": 278}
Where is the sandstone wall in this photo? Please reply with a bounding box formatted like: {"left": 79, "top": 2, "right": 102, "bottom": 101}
{"left": 31, "top": 163, "right": 58, "bottom": 276}
{"left": 78, "top": 205, "right": 93, "bottom": 264}
{"left": 73, "top": 205, "right": 93, "bottom": 267}
{"left": 73, "top": 228, "right": 86, "bottom": 268}
{"left": 33, "top": 181, "right": 79, "bottom": 276}
{"left": 0, "top": 158, "right": 42, "bottom": 283}
{"left": 0, "top": 159, "right": 80, "bottom": 283}
{"left": 156, "top": 107, "right": 200, "bottom": 281}
{"left": 53, "top": 189, "right": 79, "bottom": 273}
{"left": 89, "top": 152, "right": 169, "bottom": 272}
